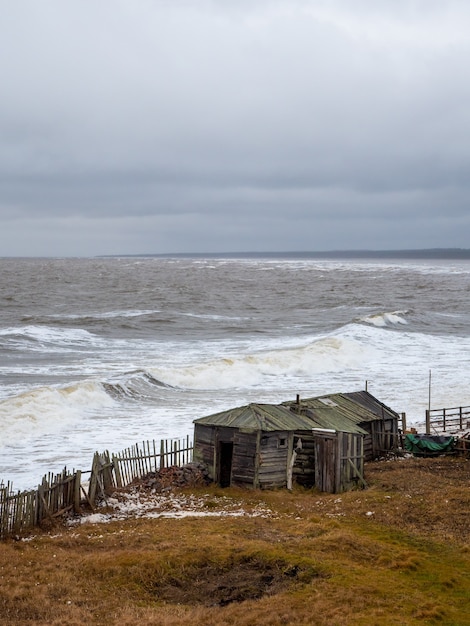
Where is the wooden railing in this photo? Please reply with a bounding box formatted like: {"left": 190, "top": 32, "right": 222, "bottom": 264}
{"left": 1, "top": 436, "right": 193, "bottom": 540}
{"left": 425, "top": 406, "right": 470, "bottom": 434}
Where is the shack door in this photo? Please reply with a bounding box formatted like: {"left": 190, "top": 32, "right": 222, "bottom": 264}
{"left": 218, "top": 442, "right": 233, "bottom": 487}
{"left": 314, "top": 430, "right": 365, "bottom": 493}
{"left": 314, "top": 431, "right": 337, "bottom": 493}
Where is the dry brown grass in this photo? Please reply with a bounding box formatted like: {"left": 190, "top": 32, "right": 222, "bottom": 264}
{"left": 0, "top": 456, "right": 469, "bottom": 625}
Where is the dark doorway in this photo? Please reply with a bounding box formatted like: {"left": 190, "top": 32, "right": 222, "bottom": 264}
{"left": 219, "top": 442, "right": 233, "bottom": 487}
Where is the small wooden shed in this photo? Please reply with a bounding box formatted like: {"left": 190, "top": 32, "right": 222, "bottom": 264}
{"left": 193, "top": 402, "right": 367, "bottom": 493}
{"left": 193, "top": 403, "right": 315, "bottom": 489}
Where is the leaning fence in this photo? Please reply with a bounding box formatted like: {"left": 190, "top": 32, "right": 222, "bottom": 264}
{"left": 0, "top": 436, "right": 193, "bottom": 540}
{"left": 0, "top": 468, "right": 81, "bottom": 539}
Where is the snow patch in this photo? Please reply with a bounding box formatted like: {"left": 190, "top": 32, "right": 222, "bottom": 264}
{"left": 67, "top": 490, "right": 277, "bottom": 526}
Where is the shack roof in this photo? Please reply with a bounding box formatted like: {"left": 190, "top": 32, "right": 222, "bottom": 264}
{"left": 194, "top": 403, "right": 320, "bottom": 433}
{"left": 283, "top": 390, "right": 398, "bottom": 429}
{"left": 194, "top": 402, "right": 367, "bottom": 435}
{"left": 342, "top": 390, "right": 400, "bottom": 420}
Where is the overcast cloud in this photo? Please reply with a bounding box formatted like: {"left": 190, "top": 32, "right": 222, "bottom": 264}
{"left": 1, "top": 0, "right": 469, "bottom": 256}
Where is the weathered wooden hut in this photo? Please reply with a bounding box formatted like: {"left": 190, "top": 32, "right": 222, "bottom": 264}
{"left": 193, "top": 403, "right": 315, "bottom": 489}
{"left": 193, "top": 402, "right": 368, "bottom": 493}
{"left": 284, "top": 390, "right": 400, "bottom": 461}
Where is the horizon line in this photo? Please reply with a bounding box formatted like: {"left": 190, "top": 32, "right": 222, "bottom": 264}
{"left": 100, "top": 248, "right": 470, "bottom": 260}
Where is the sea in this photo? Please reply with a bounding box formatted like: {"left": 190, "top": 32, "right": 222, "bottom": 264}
{"left": 1, "top": 254, "right": 469, "bottom": 491}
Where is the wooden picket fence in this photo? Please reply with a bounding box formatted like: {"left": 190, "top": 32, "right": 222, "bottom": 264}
{"left": 88, "top": 436, "right": 193, "bottom": 503}
{"left": 0, "top": 436, "right": 193, "bottom": 540}
{"left": 0, "top": 468, "right": 81, "bottom": 539}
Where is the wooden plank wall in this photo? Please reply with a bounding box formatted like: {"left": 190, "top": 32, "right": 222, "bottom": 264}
{"left": 258, "top": 431, "right": 289, "bottom": 488}
{"left": 196, "top": 427, "right": 318, "bottom": 489}
{"left": 193, "top": 424, "right": 215, "bottom": 477}
{"left": 232, "top": 431, "right": 258, "bottom": 488}
{"left": 292, "top": 432, "right": 316, "bottom": 487}
{"left": 360, "top": 418, "right": 399, "bottom": 460}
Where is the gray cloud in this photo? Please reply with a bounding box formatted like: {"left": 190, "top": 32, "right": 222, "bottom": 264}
{"left": 1, "top": 1, "right": 469, "bottom": 255}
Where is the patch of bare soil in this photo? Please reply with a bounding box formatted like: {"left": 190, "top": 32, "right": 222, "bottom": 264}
{"left": 366, "top": 455, "right": 470, "bottom": 491}
{"left": 363, "top": 455, "right": 470, "bottom": 543}
{"left": 146, "top": 557, "right": 317, "bottom": 607}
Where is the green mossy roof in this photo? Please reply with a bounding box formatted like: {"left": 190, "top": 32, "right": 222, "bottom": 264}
{"left": 194, "top": 401, "right": 368, "bottom": 435}
{"left": 194, "top": 403, "right": 316, "bottom": 432}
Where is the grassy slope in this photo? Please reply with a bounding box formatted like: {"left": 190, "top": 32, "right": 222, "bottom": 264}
{"left": 0, "top": 456, "right": 469, "bottom": 626}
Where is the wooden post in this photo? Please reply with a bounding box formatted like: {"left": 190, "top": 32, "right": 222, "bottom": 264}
{"left": 88, "top": 453, "right": 98, "bottom": 504}
{"left": 425, "top": 409, "right": 431, "bottom": 435}
{"left": 74, "top": 470, "right": 82, "bottom": 514}
{"left": 112, "top": 454, "right": 123, "bottom": 488}
{"left": 335, "top": 431, "right": 342, "bottom": 494}
{"left": 428, "top": 369, "right": 432, "bottom": 414}
{"left": 214, "top": 429, "right": 219, "bottom": 485}
{"left": 254, "top": 430, "right": 261, "bottom": 489}
{"left": 287, "top": 433, "right": 301, "bottom": 491}
{"left": 160, "top": 440, "right": 165, "bottom": 469}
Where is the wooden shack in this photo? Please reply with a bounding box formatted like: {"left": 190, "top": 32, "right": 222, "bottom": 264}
{"left": 193, "top": 402, "right": 367, "bottom": 493}
{"left": 193, "top": 403, "right": 316, "bottom": 489}
{"left": 284, "top": 390, "right": 400, "bottom": 461}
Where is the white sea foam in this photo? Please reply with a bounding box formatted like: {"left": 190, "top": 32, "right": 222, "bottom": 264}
{"left": 0, "top": 325, "right": 97, "bottom": 346}
{"left": 49, "top": 309, "right": 160, "bottom": 320}
{"left": 0, "top": 381, "right": 115, "bottom": 439}
{"left": 359, "top": 311, "right": 408, "bottom": 327}
{"left": 150, "top": 335, "right": 376, "bottom": 390}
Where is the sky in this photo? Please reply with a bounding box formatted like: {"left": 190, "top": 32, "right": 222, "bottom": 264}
{"left": 1, "top": 0, "right": 470, "bottom": 256}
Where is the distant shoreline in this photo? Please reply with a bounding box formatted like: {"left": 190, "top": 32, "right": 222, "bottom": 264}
{"left": 103, "top": 248, "right": 470, "bottom": 260}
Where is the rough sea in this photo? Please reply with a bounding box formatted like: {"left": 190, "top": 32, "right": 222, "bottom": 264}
{"left": 1, "top": 255, "right": 469, "bottom": 491}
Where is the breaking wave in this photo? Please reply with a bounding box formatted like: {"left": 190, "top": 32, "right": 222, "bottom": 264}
{"left": 0, "top": 325, "right": 99, "bottom": 350}
{"left": 148, "top": 334, "right": 377, "bottom": 391}
{"left": 0, "top": 381, "right": 115, "bottom": 441}
{"left": 102, "top": 370, "right": 173, "bottom": 400}
{"left": 358, "top": 310, "right": 409, "bottom": 328}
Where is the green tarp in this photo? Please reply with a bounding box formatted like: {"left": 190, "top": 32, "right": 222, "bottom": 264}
{"left": 405, "top": 433, "right": 455, "bottom": 457}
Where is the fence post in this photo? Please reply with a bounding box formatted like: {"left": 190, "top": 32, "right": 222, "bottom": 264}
{"left": 160, "top": 440, "right": 165, "bottom": 469}
{"left": 112, "top": 454, "right": 123, "bottom": 488}
{"left": 88, "top": 453, "right": 99, "bottom": 504}
{"left": 74, "top": 470, "right": 82, "bottom": 514}
{"left": 1, "top": 485, "right": 9, "bottom": 538}
{"left": 400, "top": 412, "right": 407, "bottom": 433}
{"left": 425, "top": 409, "right": 430, "bottom": 435}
